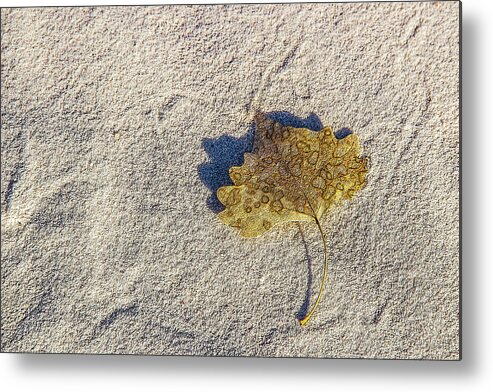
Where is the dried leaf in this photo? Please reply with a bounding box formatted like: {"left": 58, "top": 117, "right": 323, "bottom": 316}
{"left": 216, "top": 112, "right": 368, "bottom": 326}
{"left": 217, "top": 112, "right": 368, "bottom": 237}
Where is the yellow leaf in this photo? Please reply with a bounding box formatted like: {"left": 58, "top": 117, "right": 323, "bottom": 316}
{"left": 217, "top": 112, "right": 368, "bottom": 325}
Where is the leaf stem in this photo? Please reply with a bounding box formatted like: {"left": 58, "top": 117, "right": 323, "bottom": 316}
{"left": 284, "top": 165, "right": 329, "bottom": 327}
{"left": 299, "top": 216, "right": 328, "bottom": 327}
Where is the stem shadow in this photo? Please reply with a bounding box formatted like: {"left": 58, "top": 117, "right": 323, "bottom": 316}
{"left": 295, "top": 223, "right": 313, "bottom": 320}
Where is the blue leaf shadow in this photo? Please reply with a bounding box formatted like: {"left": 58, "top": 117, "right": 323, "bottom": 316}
{"left": 198, "top": 126, "right": 255, "bottom": 213}
{"left": 266, "top": 111, "right": 323, "bottom": 132}
{"left": 197, "top": 111, "right": 351, "bottom": 213}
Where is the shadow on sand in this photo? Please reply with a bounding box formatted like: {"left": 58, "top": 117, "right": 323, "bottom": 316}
{"left": 197, "top": 111, "right": 329, "bottom": 212}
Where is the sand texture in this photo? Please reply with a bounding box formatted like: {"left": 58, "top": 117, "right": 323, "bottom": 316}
{"left": 1, "top": 3, "right": 459, "bottom": 359}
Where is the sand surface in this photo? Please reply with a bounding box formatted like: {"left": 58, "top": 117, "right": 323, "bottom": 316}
{"left": 1, "top": 3, "right": 459, "bottom": 359}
